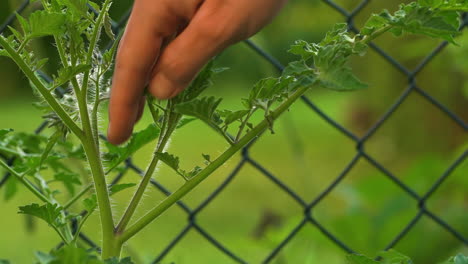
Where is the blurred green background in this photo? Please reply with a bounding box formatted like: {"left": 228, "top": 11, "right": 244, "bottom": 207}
{"left": 1, "top": 0, "right": 468, "bottom": 263}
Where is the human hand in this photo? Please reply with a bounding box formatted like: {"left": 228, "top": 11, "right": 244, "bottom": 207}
{"left": 107, "top": 0, "right": 288, "bottom": 144}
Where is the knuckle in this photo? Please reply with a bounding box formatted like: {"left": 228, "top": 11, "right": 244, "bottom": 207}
{"left": 195, "top": 15, "right": 238, "bottom": 45}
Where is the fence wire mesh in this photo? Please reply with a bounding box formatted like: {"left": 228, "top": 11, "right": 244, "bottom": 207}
{"left": 1, "top": 0, "right": 467, "bottom": 263}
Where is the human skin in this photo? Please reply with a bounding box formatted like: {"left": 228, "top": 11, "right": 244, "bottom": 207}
{"left": 107, "top": 0, "right": 288, "bottom": 145}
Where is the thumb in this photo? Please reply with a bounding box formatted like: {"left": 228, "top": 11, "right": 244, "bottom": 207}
{"left": 149, "top": 4, "right": 240, "bottom": 99}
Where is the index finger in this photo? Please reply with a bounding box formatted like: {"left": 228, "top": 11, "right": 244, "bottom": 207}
{"left": 107, "top": 2, "right": 175, "bottom": 144}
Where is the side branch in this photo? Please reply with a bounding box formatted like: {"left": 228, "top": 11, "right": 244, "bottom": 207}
{"left": 0, "top": 159, "right": 52, "bottom": 204}
{"left": 118, "top": 84, "right": 312, "bottom": 243}
{"left": 0, "top": 37, "right": 84, "bottom": 139}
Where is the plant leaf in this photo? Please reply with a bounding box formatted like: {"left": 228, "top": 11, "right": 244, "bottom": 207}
{"left": 178, "top": 60, "right": 216, "bottom": 102}
{"left": 219, "top": 109, "right": 250, "bottom": 126}
{"left": 105, "top": 256, "right": 134, "bottom": 264}
{"left": 29, "top": 11, "right": 67, "bottom": 38}
{"left": 51, "top": 245, "right": 97, "bottom": 264}
{"left": 109, "top": 183, "right": 136, "bottom": 196}
{"left": 35, "top": 251, "right": 56, "bottom": 264}
{"left": 0, "top": 129, "right": 13, "bottom": 138}
{"left": 379, "top": 249, "right": 413, "bottom": 264}
{"left": 15, "top": 13, "right": 30, "bottom": 35}
{"left": 83, "top": 195, "right": 97, "bottom": 212}
{"left": 104, "top": 13, "right": 115, "bottom": 41}
{"left": 346, "top": 254, "right": 379, "bottom": 264}
{"left": 155, "top": 152, "right": 180, "bottom": 172}
{"left": 362, "top": 2, "right": 462, "bottom": 43}
{"left": 53, "top": 64, "right": 91, "bottom": 88}
{"left": 288, "top": 40, "right": 316, "bottom": 60}
{"left": 453, "top": 254, "right": 468, "bottom": 264}
{"left": 185, "top": 166, "right": 202, "bottom": 179}
{"left": 61, "top": 0, "right": 89, "bottom": 17}
{"left": 104, "top": 124, "right": 160, "bottom": 173}
{"left": 175, "top": 96, "right": 223, "bottom": 126}
{"left": 317, "top": 65, "right": 368, "bottom": 91}
{"left": 3, "top": 176, "right": 17, "bottom": 201}
{"left": 18, "top": 203, "right": 63, "bottom": 228}
{"left": 54, "top": 172, "right": 81, "bottom": 196}
{"left": 176, "top": 117, "right": 197, "bottom": 129}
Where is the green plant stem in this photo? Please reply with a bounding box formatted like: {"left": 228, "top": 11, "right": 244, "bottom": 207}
{"left": 71, "top": 209, "right": 94, "bottom": 244}
{"left": 76, "top": 88, "right": 115, "bottom": 258}
{"left": 0, "top": 146, "right": 21, "bottom": 156}
{"left": 209, "top": 123, "right": 235, "bottom": 145}
{"left": 81, "top": 0, "right": 112, "bottom": 98}
{"left": 65, "top": 1, "right": 115, "bottom": 257}
{"left": 81, "top": 139, "right": 115, "bottom": 259}
{"left": 235, "top": 109, "right": 256, "bottom": 142}
{"left": 362, "top": 24, "right": 393, "bottom": 44}
{"left": 63, "top": 183, "right": 93, "bottom": 210}
{"left": 115, "top": 116, "right": 177, "bottom": 234}
{"left": 91, "top": 75, "right": 101, "bottom": 148}
{"left": 52, "top": 226, "right": 70, "bottom": 245}
{"left": 118, "top": 84, "right": 312, "bottom": 243}
{"left": 0, "top": 37, "right": 83, "bottom": 138}
{"left": 0, "top": 159, "right": 51, "bottom": 204}
{"left": 16, "top": 36, "right": 30, "bottom": 53}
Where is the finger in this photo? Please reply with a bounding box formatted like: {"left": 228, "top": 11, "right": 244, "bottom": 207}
{"left": 148, "top": 2, "right": 237, "bottom": 99}
{"left": 108, "top": 2, "right": 180, "bottom": 145}
{"left": 135, "top": 96, "right": 146, "bottom": 123}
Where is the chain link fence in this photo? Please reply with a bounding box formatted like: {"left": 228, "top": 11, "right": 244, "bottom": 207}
{"left": 1, "top": 0, "right": 467, "bottom": 263}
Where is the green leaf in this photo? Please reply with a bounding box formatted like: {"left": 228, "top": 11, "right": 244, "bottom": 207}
{"left": 347, "top": 254, "right": 379, "bottom": 264}
{"left": 51, "top": 245, "right": 98, "bottom": 264}
{"left": 33, "top": 58, "right": 49, "bottom": 71}
{"left": 288, "top": 40, "right": 315, "bottom": 60}
{"left": 15, "top": 13, "right": 30, "bottom": 35}
{"left": 109, "top": 183, "right": 136, "bottom": 196}
{"left": 244, "top": 77, "right": 295, "bottom": 111}
{"left": 202, "top": 154, "right": 212, "bottom": 166}
{"left": 362, "top": 13, "right": 387, "bottom": 36}
{"left": 54, "top": 172, "right": 81, "bottom": 195}
{"left": 8, "top": 26, "right": 23, "bottom": 41}
{"left": 175, "top": 96, "right": 223, "bottom": 126}
{"left": 317, "top": 65, "right": 368, "bottom": 91}
{"left": 83, "top": 195, "right": 97, "bottom": 212}
{"left": 0, "top": 260, "right": 10, "bottom": 264}
{"left": 18, "top": 203, "right": 63, "bottom": 227}
{"left": 155, "top": 152, "right": 201, "bottom": 179}
{"left": 420, "top": 0, "right": 468, "bottom": 12}
{"left": 176, "top": 117, "right": 197, "bottom": 129}
{"left": 104, "top": 13, "right": 115, "bottom": 41}
{"left": 0, "top": 129, "right": 13, "bottom": 138}
{"left": 363, "top": 2, "right": 462, "bottom": 43}
{"left": 29, "top": 11, "right": 67, "bottom": 38}
{"left": 219, "top": 109, "right": 250, "bottom": 126}
{"left": 178, "top": 60, "right": 216, "bottom": 102}
{"left": 105, "top": 257, "right": 134, "bottom": 264}
{"left": 0, "top": 49, "right": 10, "bottom": 58}
{"left": 3, "top": 176, "right": 17, "bottom": 201}
{"left": 283, "top": 60, "right": 313, "bottom": 77}
{"left": 35, "top": 251, "right": 56, "bottom": 264}
{"left": 104, "top": 124, "right": 161, "bottom": 173}
{"left": 61, "top": 0, "right": 89, "bottom": 17}
{"left": 53, "top": 64, "right": 91, "bottom": 88}
{"left": 379, "top": 250, "right": 413, "bottom": 264}
{"left": 155, "top": 152, "right": 180, "bottom": 172}
{"left": 453, "top": 254, "right": 468, "bottom": 264}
